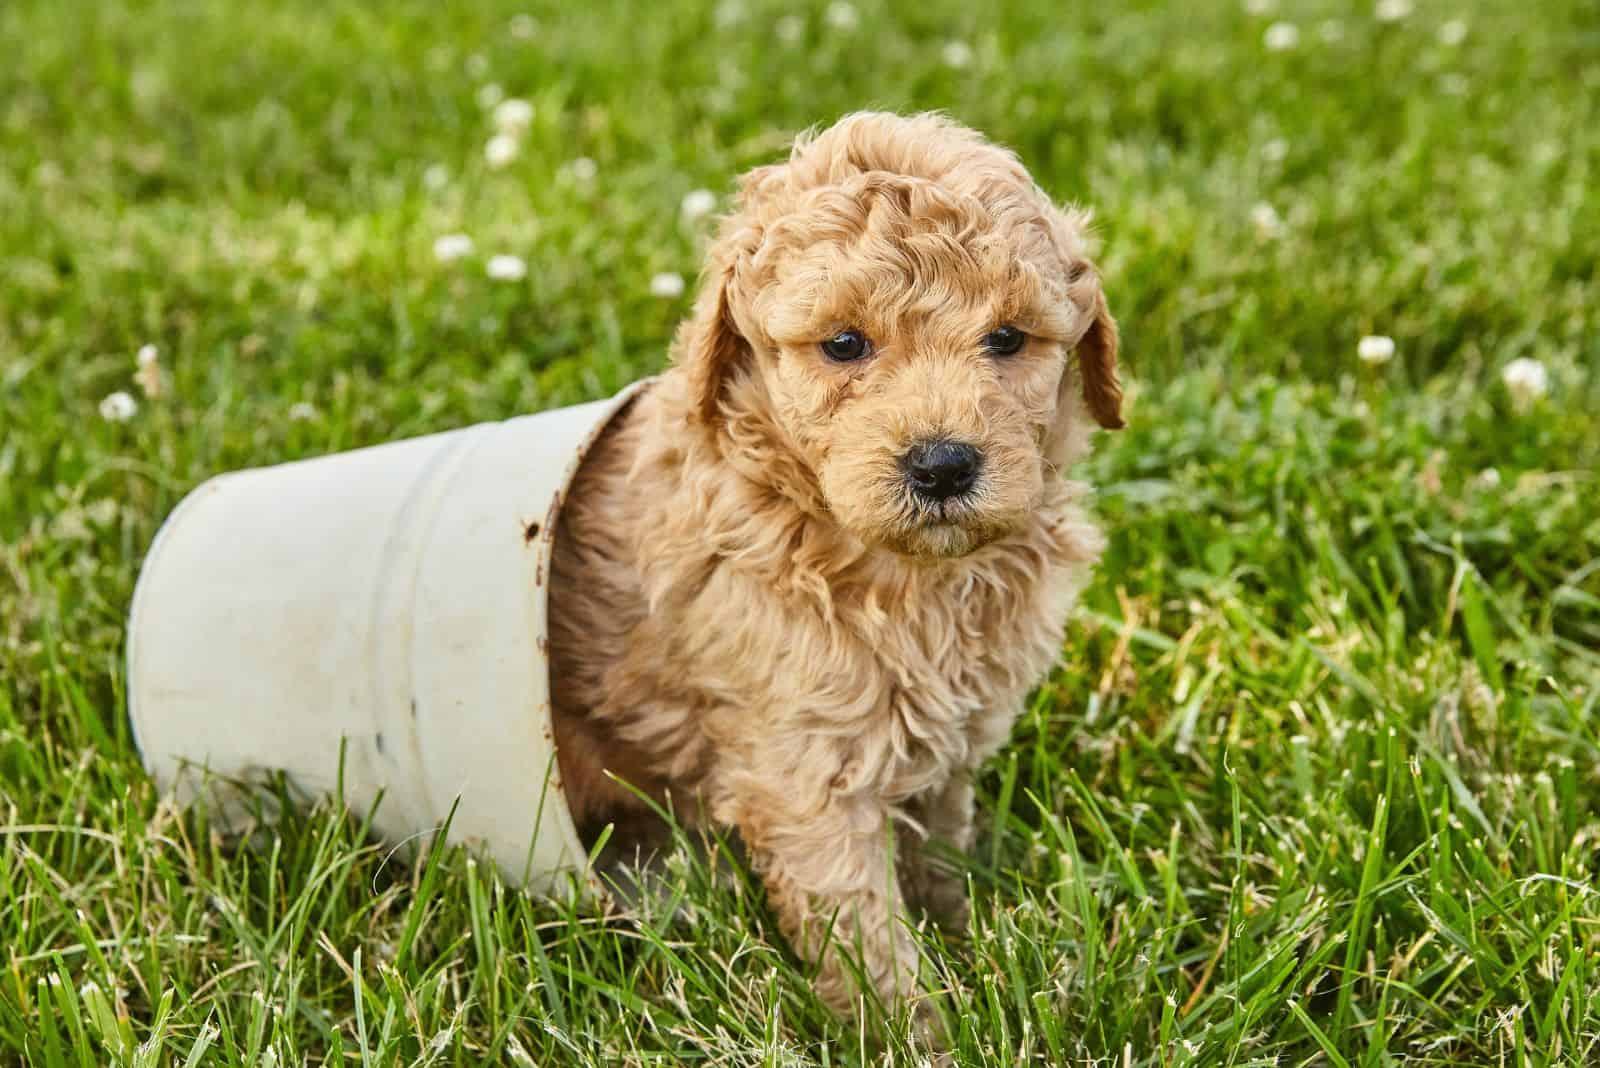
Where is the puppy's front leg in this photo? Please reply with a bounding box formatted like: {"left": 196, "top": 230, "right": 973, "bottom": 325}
{"left": 721, "top": 778, "right": 921, "bottom": 1016}
{"left": 900, "top": 776, "right": 975, "bottom": 932}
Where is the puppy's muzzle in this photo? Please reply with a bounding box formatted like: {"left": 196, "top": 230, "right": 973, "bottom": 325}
{"left": 900, "top": 439, "right": 982, "bottom": 502}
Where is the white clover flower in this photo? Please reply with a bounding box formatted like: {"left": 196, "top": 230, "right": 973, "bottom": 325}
{"left": 1473, "top": 467, "right": 1501, "bottom": 490}
{"left": 714, "top": 0, "right": 746, "bottom": 27}
{"left": 1242, "top": 0, "right": 1275, "bottom": 14}
{"left": 1262, "top": 137, "right": 1289, "bottom": 163}
{"left": 825, "top": 1, "right": 859, "bottom": 30}
{"left": 775, "top": 14, "right": 804, "bottom": 43}
{"left": 568, "top": 156, "right": 598, "bottom": 182}
{"left": 1263, "top": 22, "right": 1299, "bottom": 50}
{"left": 422, "top": 164, "right": 450, "bottom": 190}
{"left": 681, "top": 188, "right": 717, "bottom": 221}
{"left": 1440, "top": 73, "right": 1469, "bottom": 96}
{"left": 1438, "top": 19, "right": 1468, "bottom": 45}
{"left": 52, "top": 505, "right": 93, "bottom": 543}
{"left": 649, "top": 271, "right": 686, "bottom": 298}
{"left": 99, "top": 390, "right": 138, "bottom": 422}
{"left": 493, "top": 98, "right": 534, "bottom": 134}
{"left": 1501, "top": 358, "right": 1549, "bottom": 408}
{"left": 1357, "top": 335, "right": 1396, "bottom": 365}
{"left": 288, "top": 401, "right": 318, "bottom": 422}
{"left": 465, "top": 53, "right": 490, "bottom": 78}
{"left": 485, "top": 134, "right": 519, "bottom": 169}
{"left": 942, "top": 40, "right": 975, "bottom": 68}
{"left": 135, "top": 344, "right": 162, "bottom": 398}
{"left": 1375, "top": 0, "right": 1412, "bottom": 22}
{"left": 476, "top": 82, "right": 505, "bottom": 109}
{"left": 1251, "top": 201, "right": 1285, "bottom": 238}
{"left": 486, "top": 254, "right": 528, "bottom": 281}
{"left": 508, "top": 13, "right": 537, "bottom": 40}
{"left": 1318, "top": 19, "right": 1345, "bottom": 41}
{"left": 433, "top": 233, "right": 475, "bottom": 262}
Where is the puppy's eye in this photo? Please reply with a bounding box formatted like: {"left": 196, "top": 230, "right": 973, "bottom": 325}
{"left": 820, "top": 330, "right": 872, "bottom": 363}
{"left": 983, "top": 325, "right": 1026, "bottom": 356}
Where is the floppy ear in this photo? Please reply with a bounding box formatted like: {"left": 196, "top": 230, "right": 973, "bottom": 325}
{"left": 677, "top": 169, "right": 775, "bottom": 424}
{"left": 1042, "top": 196, "right": 1124, "bottom": 431}
{"left": 1075, "top": 285, "right": 1124, "bottom": 430}
{"left": 679, "top": 259, "right": 746, "bottom": 424}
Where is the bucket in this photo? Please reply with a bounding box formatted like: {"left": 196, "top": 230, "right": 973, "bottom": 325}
{"left": 126, "top": 380, "right": 650, "bottom": 895}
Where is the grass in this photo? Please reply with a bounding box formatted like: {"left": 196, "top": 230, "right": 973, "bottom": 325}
{"left": 1, "top": 0, "right": 1597, "bottom": 1063}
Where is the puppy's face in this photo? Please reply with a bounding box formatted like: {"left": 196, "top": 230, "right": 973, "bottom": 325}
{"left": 752, "top": 199, "right": 1086, "bottom": 558}
{"left": 682, "top": 115, "right": 1123, "bottom": 560}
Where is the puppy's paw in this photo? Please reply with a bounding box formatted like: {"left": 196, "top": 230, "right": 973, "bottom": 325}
{"left": 907, "top": 992, "right": 958, "bottom": 1063}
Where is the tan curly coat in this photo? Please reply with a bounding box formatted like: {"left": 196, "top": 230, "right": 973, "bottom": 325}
{"left": 548, "top": 111, "right": 1123, "bottom": 1018}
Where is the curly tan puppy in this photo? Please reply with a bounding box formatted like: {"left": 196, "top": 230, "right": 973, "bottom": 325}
{"left": 548, "top": 111, "right": 1122, "bottom": 1017}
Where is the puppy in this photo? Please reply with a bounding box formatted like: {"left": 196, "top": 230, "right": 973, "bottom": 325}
{"left": 548, "top": 111, "right": 1123, "bottom": 1017}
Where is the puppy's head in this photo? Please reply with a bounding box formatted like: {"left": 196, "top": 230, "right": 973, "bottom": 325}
{"left": 677, "top": 112, "right": 1122, "bottom": 560}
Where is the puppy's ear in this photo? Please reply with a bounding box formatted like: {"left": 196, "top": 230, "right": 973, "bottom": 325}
{"left": 1075, "top": 285, "right": 1124, "bottom": 430}
{"left": 679, "top": 259, "right": 746, "bottom": 423}
{"left": 1043, "top": 197, "right": 1125, "bottom": 431}
{"left": 678, "top": 178, "right": 772, "bottom": 423}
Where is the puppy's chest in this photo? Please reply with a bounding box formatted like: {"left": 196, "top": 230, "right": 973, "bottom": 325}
{"left": 843, "top": 565, "right": 1071, "bottom": 789}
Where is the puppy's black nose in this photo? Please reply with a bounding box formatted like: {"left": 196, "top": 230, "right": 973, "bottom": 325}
{"left": 902, "top": 440, "right": 982, "bottom": 501}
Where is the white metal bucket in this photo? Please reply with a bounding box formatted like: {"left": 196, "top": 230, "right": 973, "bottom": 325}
{"left": 126, "top": 381, "right": 649, "bottom": 895}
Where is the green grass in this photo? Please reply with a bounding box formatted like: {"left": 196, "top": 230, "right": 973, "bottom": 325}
{"left": 2, "top": 0, "right": 1597, "bottom": 1063}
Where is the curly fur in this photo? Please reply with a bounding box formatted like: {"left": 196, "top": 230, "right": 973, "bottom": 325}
{"left": 548, "top": 111, "right": 1123, "bottom": 1018}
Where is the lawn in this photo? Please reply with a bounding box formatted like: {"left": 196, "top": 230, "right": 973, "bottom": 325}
{"left": 2, "top": 0, "right": 1598, "bottom": 1063}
